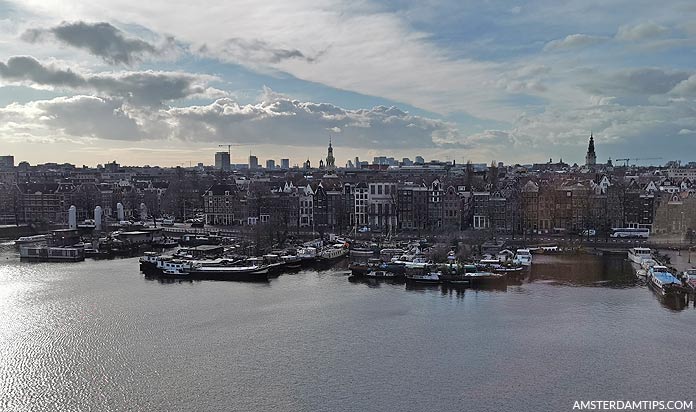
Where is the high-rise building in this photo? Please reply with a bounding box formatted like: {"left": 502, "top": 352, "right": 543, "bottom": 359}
{"left": 415, "top": 156, "right": 425, "bottom": 164}
{"left": 280, "top": 159, "right": 290, "bottom": 169}
{"left": 585, "top": 133, "right": 597, "bottom": 166}
{"left": 0, "top": 155, "right": 14, "bottom": 169}
{"left": 215, "top": 151, "right": 231, "bottom": 170}
{"left": 266, "top": 159, "right": 275, "bottom": 170}
{"left": 249, "top": 155, "right": 259, "bottom": 170}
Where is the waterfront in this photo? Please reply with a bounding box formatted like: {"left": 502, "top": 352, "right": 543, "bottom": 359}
{"left": 1, "top": 243, "right": 695, "bottom": 412}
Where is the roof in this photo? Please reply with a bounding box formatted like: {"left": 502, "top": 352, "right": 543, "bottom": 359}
{"left": 205, "top": 183, "right": 238, "bottom": 196}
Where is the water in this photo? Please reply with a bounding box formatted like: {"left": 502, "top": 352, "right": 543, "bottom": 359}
{"left": 1, "top": 244, "right": 695, "bottom": 412}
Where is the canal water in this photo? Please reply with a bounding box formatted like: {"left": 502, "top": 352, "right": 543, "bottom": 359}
{"left": 1, "top": 242, "right": 694, "bottom": 412}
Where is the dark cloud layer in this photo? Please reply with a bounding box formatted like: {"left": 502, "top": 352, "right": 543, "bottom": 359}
{"left": 22, "top": 21, "right": 166, "bottom": 65}
{"left": 0, "top": 56, "right": 216, "bottom": 105}
{"left": 199, "top": 37, "right": 322, "bottom": 66}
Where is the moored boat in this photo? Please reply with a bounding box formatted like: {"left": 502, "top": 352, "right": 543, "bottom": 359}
{"left": 648, "top": 265, "right": 681, "bottom": 295}
{"left": 316, "top": 244, "right": 348, "bottom": 266}
{"left": 364, "top": 269, "right": 403, "bottom": 280}
{"left": 14, "top": 234, "right": 49, "bottom": 245}
{"left": 513, "top": 249, "right": 533, "bottom": 266}
{"left": 297, "top": 247, "right": 318, "bottom": 267}
{"left": 185, "top": 264, "right": 269, "bottom": 282}
{"left": 405, "top": 271, "right": 441, "bottom": 283}
{"left": 19, "top": 245, "right": 85, "bottom": 262}
{"left": 628, "top": 247, "right": 652, "bottom": 265}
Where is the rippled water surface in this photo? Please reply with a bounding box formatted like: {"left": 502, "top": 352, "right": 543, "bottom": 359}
{"left": 1, "top": 244, "right": 695, "bottom": 412}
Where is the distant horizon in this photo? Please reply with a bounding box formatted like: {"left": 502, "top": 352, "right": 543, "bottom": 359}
{"left": 2, "top": 1, "right": 696, "bottom": 168}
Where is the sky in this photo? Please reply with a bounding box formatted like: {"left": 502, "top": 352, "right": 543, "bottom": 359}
{"left": 0, "top": 0, "right": 695, "bottom": 167}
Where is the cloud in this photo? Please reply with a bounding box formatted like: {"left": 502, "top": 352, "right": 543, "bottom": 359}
{"left": 543, "top": 34, "right": 608, "bottom": 51}
{"left": 581, "top": 68, "right": 691, "bottom": 97}
{"left": 670, "top": 74, "right": 696, "bottom": 97}
{"left": 0, "top": 56, "right": 223, "bottom": 105}
{"left": 0, "top": 95, "right": 141, "bottom": 141}
{"left": 201, "top": 38, "right": 321, "bottom": 66}
{"left": 0, "top": 55, "right": 84, "bottom": 87}
{"left": 0, "top": 90, "right": 462, "bottom": 148}
{"left": 165, "top": 96, "right": 461, "bottom": 148}
{"left": 616, "top": 22, "right": 668, "bottom": 41}
{"left": 678, "top": 129, "right": 695, "bottom": 135}
{"left": 22, "top": 21, "right": 171, "bottom": 65}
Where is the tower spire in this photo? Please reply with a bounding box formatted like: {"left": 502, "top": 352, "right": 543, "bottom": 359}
{"left": 585, "top": 132, "right": 597, "bottom": 166}
{"left": 326, "top": 135, "right": 335, "bottom": 171}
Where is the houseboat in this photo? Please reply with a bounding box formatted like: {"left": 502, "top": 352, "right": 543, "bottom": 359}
{"left": 364, "top": 269, "right": 402, "bottom": 280}
{"left": 20, "top": 246, "right": 85, "bottom": 262}
{"left": 316, "top": 244, "right": 348, "bottom": 265}
{"left": 628, "top": 247, "right": 652, "bottom": 265}
{"left": 405, "top": 271, "right": 441, "bottom": 284}
{"left": 648, "top": 265, "right": 681, "bottom": 295}
{"left": 440, "top": 264, "right": 505, "bottom": 286}
{"left": 185, "top": 263, "right": 269, "bottom": 282}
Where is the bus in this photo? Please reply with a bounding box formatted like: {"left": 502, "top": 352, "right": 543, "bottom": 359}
{"left": 609, "top": 228, "right": 650, "bottom": 239}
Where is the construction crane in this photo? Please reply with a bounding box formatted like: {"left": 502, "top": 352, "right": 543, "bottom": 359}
{"left": 615, "top": 157, "right": 663, "bottom": 167}
{"left": 218, "top": 144, "right": 233, "bottom": 156}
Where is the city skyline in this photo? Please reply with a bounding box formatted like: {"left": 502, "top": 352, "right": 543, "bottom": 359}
{"left": 2, "top": 1, "right": 696, "bottom": 166}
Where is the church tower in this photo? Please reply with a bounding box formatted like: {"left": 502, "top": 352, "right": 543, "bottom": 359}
{"left": 326, "top": 137, "right": 335, "bottom": 171}
{"left": 585, "top": 133, "right": 597, "bottom": 166}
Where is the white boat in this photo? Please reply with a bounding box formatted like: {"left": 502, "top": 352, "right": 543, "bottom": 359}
{"left": 14, "top": 234, "right": 49, "bottom": 245}
{"left": 365, "top": 270, "right": 400, "bottom": 279}
{"left": 628, "top": 247, "right": 652, "bottom": 265}
{"left": 318, "top": 244, "right": 348, "bottom": 261}
{"left": 640, "top": 258, "right": 657, "bottom": 270}
{"left": 406, "top": 271, "right": 441, "bottom": 283}
{"left": 513, "top": 249, "right": 533, "bottom": 266}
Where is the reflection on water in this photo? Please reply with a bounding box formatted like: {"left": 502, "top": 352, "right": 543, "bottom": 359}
{"left": 531, "top": 253, "right": 636, "bottom": 287}
{"left": 1, "top": 246, "right": 696, "bottom": 412}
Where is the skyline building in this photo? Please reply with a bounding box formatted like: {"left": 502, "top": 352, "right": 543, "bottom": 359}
{"left": 0, "top": 155, "right": 14, "bottom": 169}
{"left": 249, "top": 155, "right": 259, "bottom": 170}
{"left": 586, "top": 133, "right": 597, "bottom": 166}
{"left": 214, "top": 151, "right": 231, "bottom": 171}
{"left": 326, "top": 139, "right": 335, "bottom": 171}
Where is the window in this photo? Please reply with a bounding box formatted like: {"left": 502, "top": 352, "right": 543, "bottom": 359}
{"left": 378, "top": 185, "right": 383, "bottom": 195}
{"left": 370, "top": 185, "right": 375, "bottom": 195}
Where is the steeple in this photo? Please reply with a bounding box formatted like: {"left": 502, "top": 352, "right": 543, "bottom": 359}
{"left": 585, "top": 132, "right": 597, "bottom": 166}
{"left": 326, "top": 136, "right": 335, "bottom": 171}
